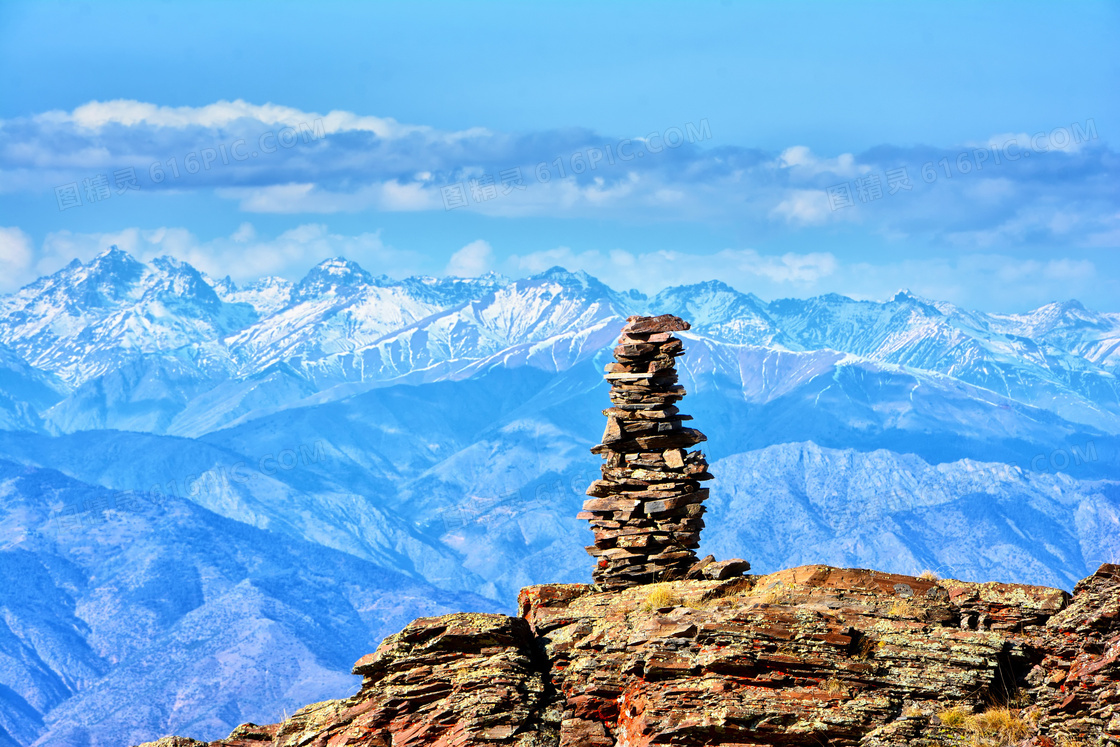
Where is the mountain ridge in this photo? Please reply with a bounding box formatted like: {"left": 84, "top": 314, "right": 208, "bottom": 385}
{"left": 1, "top": 247, "right": 1118, "bottom": 746}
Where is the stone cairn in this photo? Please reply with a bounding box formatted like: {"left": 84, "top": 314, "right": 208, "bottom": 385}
{"left": 579, "top": 314, "right": 738, "bottom": 589}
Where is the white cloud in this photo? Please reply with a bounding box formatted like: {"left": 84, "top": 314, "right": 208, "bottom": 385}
{"left": 35, "top": 98, "right": 486, "bottom": 141}
{"left": 770, "top": 189, "right": 833, "bottom": 225}
{"left": 506, "top": 246, "right": 839, "bottom": 295}
{"left": 216, "top": 181, "right": 438, "bottom": 213}
{"left": 0, "top": 227, "right": 33, "bottom": 291}
{"left": 2, "top": 100, "right": 1117, "bottom": 266}
{"left": 231, "top": 222, "right": 256, "bottom": 243}
{"left": 446, "top": 240, "right": 494, "bottom": 277}
{"left": 35, "top": 224, "right": 430, "bottom": 284}
{"left": 776, "top": 146, "right": 865, "bottom": 178}
{"left": 717, "top": 249, "right": 839, "bottom": 284}
{"left": 980, "top": 121, "right": 1099, "bottom": 154}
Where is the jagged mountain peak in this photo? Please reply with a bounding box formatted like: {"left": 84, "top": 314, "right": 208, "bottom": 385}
{"left": 59, "top": 244, "right": 149, "bottom": 305}
{"left": 991, "top": 299, "right": 1114, "bottom": 339}
{"left": 85, "top": 244, "right": 145, "bottom": 278}
{"left": 649, "top": 280, "right": 784, "bottom": 346}
{"left": 1056, "top": 299, "right": 1087, "bottom": 312}
{"left": 653, "top": 279, "right": 765, "bottom": 308}
{"left": 1026, "top": 299, "right": 1097, "bottom": 325}
{"left": 290, "top": 257, "right": 381, "bottom": 303}
{"left": 518, "top": 266, "right": 628, "bottom": 309}
{"left": 306, "top": 256, "right": 376, "bottom": 282}
{"left": 890, "top": 288, "right": 915, "bottom": 301}
{"left": 439, "top": 270, "right": 507, "bottom": 283}
{"left": 527, "top": 265, "right": 600, "bottom": 290}
{"left": 395, "top": 272, "right": 509, "bottom": 305}
{"left": 205, "top": 274, "right": 239, "bottom": 297}
{"left": 0, "top": 249, "right": 259, "bottom": 383}
{"left": 316, "top": 256, "right": 373, "bottom": 276}
{"left": 91, "top": 243, "right": 136, "bottom": 262}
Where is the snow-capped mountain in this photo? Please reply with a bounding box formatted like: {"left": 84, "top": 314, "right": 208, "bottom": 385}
{"left": 990, "top": 299, "right": 1120, "bottom": 372}
{"left": 206, "top": 274, "right": 294, "bottom": 316}
{"left": 0, "top": 248, "right": 255, "bottom": 384}
{"left": 0, "top": 246, "right": 1117, "bottom": 747}
{"left": 651, "top": 280, "right": 790, "bottom": 347}
{"left": 5, "top": 247, "right": 1117, "bottom": 438}
{"left": 765, "top": 290, "right": 1120, "bottom": 429}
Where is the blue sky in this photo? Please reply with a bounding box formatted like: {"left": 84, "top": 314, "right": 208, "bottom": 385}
{"left": 1, "top": 0, "right": 1117, "bottom": 311}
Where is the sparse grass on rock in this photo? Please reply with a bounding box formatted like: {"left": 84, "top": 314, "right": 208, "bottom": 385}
{"left": 937, "top": 705, "right": 969, "bottom": 729}
{"left": 640, "top": 583, "right": 680, "bottom": 611}
{"left": 937, "top": 705, "right": 1030, "bottom": 746}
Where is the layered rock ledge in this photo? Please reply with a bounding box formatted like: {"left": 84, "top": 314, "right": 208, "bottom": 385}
{"left": 136, "top": 563, "right": 1120, "bottom": 747}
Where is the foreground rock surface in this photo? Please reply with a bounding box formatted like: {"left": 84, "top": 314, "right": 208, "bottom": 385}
{"left": 136, "top": 564, "right": 1120, "bottom": 747}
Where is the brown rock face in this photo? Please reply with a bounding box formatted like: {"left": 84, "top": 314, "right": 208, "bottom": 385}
{"left": 582, "top": 314, "right": 715, "bottom": 588}
{"left": 137, "top": 564, "right": 1120, "bottom": 747}
{"left": 1021, "top": 563, "right": 1120, "bottom": 745}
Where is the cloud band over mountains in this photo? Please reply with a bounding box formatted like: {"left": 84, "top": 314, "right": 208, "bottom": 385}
{"left": 2, "top": 99, "right": 1115, "bottom": 241}
{"left": 2, "top": 100, "right": 1117, "bottom": 312}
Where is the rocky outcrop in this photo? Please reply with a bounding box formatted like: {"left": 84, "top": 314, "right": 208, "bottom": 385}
{"left": 136, "top": 564, "right": 1120, "bottom": 747}
{"left": 1021, "top": 564, "right": 1120, "bottom": 745}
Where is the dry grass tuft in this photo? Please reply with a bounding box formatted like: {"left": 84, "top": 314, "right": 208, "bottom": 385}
{"left": 918, "top": 569, "right": 941, "bottom": 581}
{"left": 937, "top": 706, "right": 1030, "bottom": 746}
{"left": 888, "top": 599, "right": 921, "bottom": 618}
{"left": 686, "top": 576, "right": 756, "bottom": 610}
{"left": 641, "top": 583, "right": 680, "bottom": 611}
{"left": 964, "top": 707, "right": 1030, "bottom": 745}
{"left": 937, "top": 706, "right": 969, "bottom": 729}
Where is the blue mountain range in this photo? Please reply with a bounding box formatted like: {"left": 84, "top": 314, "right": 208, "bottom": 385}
{"left": 0, "top": 246, "right": 1117, "bottom": 746}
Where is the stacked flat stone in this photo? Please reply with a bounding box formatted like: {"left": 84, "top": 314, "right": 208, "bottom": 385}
{"left": 579, "top": 314, "right": 713, "bottom": 588}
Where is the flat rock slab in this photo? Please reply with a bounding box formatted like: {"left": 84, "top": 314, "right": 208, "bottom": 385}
{"left": 623, "top": 314, "right": 691, "bottom": 334}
